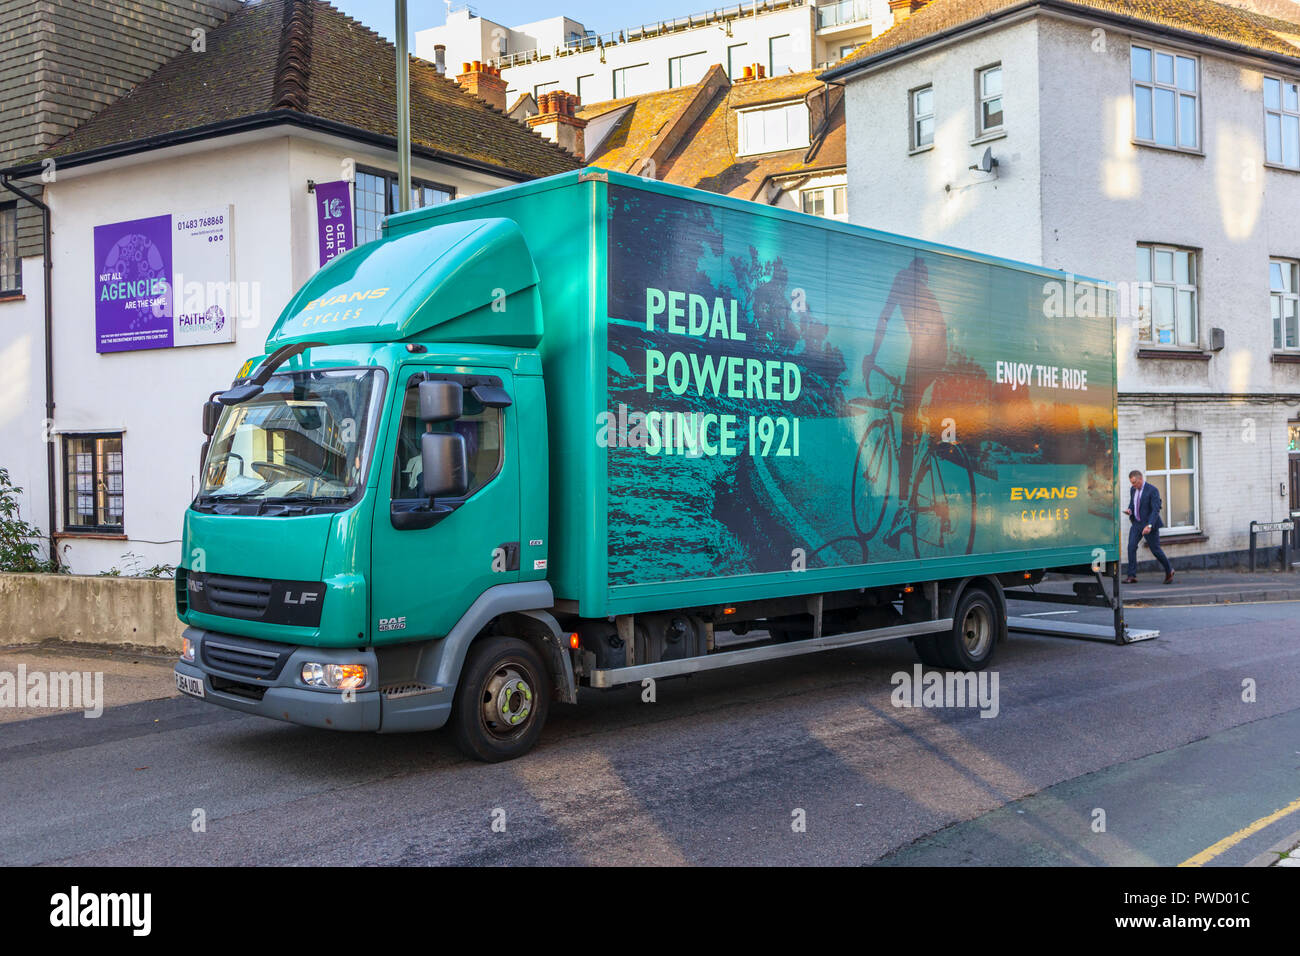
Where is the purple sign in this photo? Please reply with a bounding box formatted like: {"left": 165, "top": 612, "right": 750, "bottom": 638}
{"left": 315, "top": 180, "right": 354, "bottom": 267}
{"left": 94, "top": 214, "right": 173, "bottom": 353}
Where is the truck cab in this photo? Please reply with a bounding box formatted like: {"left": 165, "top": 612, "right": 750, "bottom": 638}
{"left": 175, "top": 214, "right": 567, "bottom": 761}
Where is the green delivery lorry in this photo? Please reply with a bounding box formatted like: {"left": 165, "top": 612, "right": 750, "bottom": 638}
{"left": 174, "top": 168, "right": 1122, "bottom": 761}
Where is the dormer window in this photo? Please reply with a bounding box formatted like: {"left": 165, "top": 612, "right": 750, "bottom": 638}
{"left": 738, "top": 101, "right": 810, "bottom": 156}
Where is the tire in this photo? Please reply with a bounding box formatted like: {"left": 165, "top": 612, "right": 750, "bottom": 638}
{"left": 450, "top": 636, "right": 550, "bottom": 762}
{"left": 937, "top": 587, "right": 999, "bottom": 670}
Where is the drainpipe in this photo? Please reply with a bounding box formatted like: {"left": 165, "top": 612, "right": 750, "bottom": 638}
{"left": 2, "top": 175, "right": 58, "bottom": 569}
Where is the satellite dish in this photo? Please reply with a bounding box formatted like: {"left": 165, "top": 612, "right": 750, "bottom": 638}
{"left": 969, "top": 146, "right": 999, "bottom": 173}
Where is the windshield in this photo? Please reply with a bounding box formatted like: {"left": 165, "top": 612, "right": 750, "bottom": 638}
{"left": 198, "top": 368, "right": 383, "bottom": 507}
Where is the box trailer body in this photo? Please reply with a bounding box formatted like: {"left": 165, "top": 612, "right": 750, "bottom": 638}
{"left": 174, "top": 169, "right": 1119, "bottom": 760}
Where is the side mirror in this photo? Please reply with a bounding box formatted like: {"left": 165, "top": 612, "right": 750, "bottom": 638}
{"left": 421, "top": 432, "right": 468, "bottom": 498}
{"left": 419, "top": 380, "right": 463, "bottom": 423}
{"left": 202, "top": 400, "right": 223, "bottom": 437}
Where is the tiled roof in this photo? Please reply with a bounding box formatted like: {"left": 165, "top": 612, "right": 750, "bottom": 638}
{"left": 578, "top": 70, "right": 845, "bottom": 201}
{"left": 13, "top": 0, "right": 578, "bottom": 178}
{"left": 829, "top": 0, "right": 1300, "bottom": 75}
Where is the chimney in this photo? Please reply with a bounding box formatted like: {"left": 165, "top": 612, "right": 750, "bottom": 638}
{"left": 434, "top": 43, "right": 446, "bottom": 75}
{"left": 888, "top": 0, "right": 929, "bottom": 26}
{"left": 526, "top": 90, "right": 587, "bottom": 160}
{"left": 456, "top": 61, "right": 507, "bottom": 111}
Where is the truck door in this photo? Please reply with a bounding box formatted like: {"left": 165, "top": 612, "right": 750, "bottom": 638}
{"left": 369, "top": 366, "right": 520, "bottom": 642}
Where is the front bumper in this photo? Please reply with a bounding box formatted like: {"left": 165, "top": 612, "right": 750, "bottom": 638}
{"left": 175, "top": 627, "right": 382, "bottom": 731}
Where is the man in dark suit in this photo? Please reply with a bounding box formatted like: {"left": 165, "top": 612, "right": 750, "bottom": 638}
{"left": 1123, "top": 469, "right": 1174, "bottom": 584}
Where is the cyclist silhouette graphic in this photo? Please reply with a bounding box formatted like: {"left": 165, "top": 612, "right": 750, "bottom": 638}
{"left": 861, "top": 256, "right": 957, "bottom": 551}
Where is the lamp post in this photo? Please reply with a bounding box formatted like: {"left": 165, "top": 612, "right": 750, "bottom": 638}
{"left": 395, "top": 0, "right": 411, "bottom": 212}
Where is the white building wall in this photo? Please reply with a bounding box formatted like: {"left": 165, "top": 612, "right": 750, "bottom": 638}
{"left": 420, "top": 5, "right": 824, "bottom": 104}
{"left": 842, "top": 17, "right": 1044, "bottom": 264}
{"left": 1036, "top": 16, "right": 1300, "bottom": 557}
{"left": 0, "top": 255, "right": 51, "bottom": 558}
{"left": 2, "top": 131, "right": 525, "bottom": 575}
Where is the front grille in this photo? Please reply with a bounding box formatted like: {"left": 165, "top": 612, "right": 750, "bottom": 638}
{"left": 202, "top": 636, "right": 290, "bottom": 679}
{"left": 210, "top": 676, "right": 268, "bottom": 701}
{"left": 205, "top": 574, "right": 272, "bottom": 619}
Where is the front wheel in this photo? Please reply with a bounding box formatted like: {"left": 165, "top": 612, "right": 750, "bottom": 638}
{"left": 451, "top": 636, "right": 550, "bottom": 762}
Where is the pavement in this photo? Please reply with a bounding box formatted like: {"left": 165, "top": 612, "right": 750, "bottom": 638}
{"left": 0, "top": 643, "right": 178, "bottom": 723}
{"left": 1032, "top": 568, "right": 1300, "bottom": 608}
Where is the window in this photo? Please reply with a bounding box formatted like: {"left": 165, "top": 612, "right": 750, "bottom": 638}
{"left": 1, "top": 202, "right": 18, "bottom": 295}
{"left": 839, "top": 44, "right": 858, "bottom": 60}
{"left": 769, "top": 34, "right": 793, "bottom": 76}
{"left": 669, "top": 52, "right": 708, "bottom": 89}
{"left": 1132, "top": 44, "right": 1198, "bottom": 150}
{"left": 977, "top": 64, "right": 1003, "bottom": 135}
{"left": 63, "top": 434, "right": 124, "bottom": 533}
{"left": 354, "top": 168, "right": 455, "bottom": 245}
{"left": 1263, "top": 76, "right": 1300, "bottom": 168}
{"left": 738, "top": 102, "right": 810, "bottom": 155}
{"left": 392, "top": 380, "right": 504, "bottom": 501}
{"left": 801, "top": 185, "right": 847, "bottom": 219}
{"left": 612, "top": 64, "right": 650, "bottom": 99}
{"left": 727, "top": 43, "right": 748, "bottom": 80}
{"left": 1145, "top": 433, "right": 1199, "bottom": 533}
{"left": 577, "top": 74, "right": 596, "bottom": 103}
{"left": 1135, "top": 244, "right": 1198, "bottom": 346}
{"left": 534, "top": 81, "right": 559, "bottom": 100}
{"left": 1271, "top": 258, "right": 1300, "bottom": 350}
{"left": 911, "top": 85, "right": 934, "bottom": 150}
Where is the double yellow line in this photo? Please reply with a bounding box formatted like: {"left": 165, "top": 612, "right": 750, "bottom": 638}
{"left": 1179, "top": 796, "right": 1300, "bottom": 866}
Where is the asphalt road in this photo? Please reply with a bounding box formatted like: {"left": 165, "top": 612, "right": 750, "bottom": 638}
{"left": 2, "top": 599, "right": 1298, "bottom": 866}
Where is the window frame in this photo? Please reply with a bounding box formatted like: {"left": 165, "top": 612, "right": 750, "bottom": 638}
{"left": 1262, "top": 75, "right": 1300, "bottom": 169}
{"left": 353, "top": 166, "right": 457, "bottom": 246}
{"left": 62, "top": 432, "right": 125, "bottom": 535}
{"left": 0, "top": 201, "right": 19, "bottom": 296}
{"left": 1271, "top": 257, "right": 1300, "bottom": 351}
{"left": 736, "top": 100, "right": 811, "bottom": 156}
{"left": 975, "top": 62, "right": 1004, "bottom": 137}
{"left": 800, "top": 185, "right": 847, "bottom": 219}
{"left": 1143, "top": 432, "right": 1200, "bottom": 534}
{"left": 910, "top": 83, "right": 935, "bottom": 152}
{"left": 668, "top": 51, "right": 708, "bottom": 89}
{"left": 390, "top": 374, "right": 507, "bottom": 504}
{"left": 1131, "top": 43, "right": 1200, "bottom": 152}
{"left": 1135, "top": 242, "right": 1200, "bottom": 348}
{"left": 612, "top": 63, "right": 650, "bottom": 99}
{"left": 726, "top": 43, "right": 748, "bottom": 80}
{"left": 768, "top": 33, "right": 792, "bottom": 77}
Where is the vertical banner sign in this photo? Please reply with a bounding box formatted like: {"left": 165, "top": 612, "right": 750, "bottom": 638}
{"left": 93, "top": 214, "right": 173, "bottom": 352}
{"left": 315, "top": 180, "right": 353, "bottom": 267}
{"left": 93, "top": 207, "right": 235, "bottom": 353}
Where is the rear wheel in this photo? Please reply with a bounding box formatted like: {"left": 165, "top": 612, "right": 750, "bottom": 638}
{"left": 451, "top": 636, "right": 550, "bottom": 762}
{"left": 913, "top": 587, "right": 1000, "bottom": 670}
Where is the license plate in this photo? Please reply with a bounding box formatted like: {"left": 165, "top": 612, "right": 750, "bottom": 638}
{"left": 176, "top": 672, "right": 205, "bottom": 698}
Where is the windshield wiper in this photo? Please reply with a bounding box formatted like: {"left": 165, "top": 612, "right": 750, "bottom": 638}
{"left": 259, "top": 493, "right": 350, "bottom": 504}
{"left": 196, "top": 490, "right": 266, "bottom": 504}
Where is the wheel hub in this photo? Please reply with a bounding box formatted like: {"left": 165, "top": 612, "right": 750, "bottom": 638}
{"left": 961, "top": 605, "right": 991, "bottom": 658}
{"left": 483, "top": 665, "right": 533, "bottom": 732}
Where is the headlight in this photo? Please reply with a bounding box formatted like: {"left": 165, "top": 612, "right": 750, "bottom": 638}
{"left": 181, "top": 636, "right": 196, "bottom": 662}
{"left": 300, "top": 662, "right": 368, "bottom": 690}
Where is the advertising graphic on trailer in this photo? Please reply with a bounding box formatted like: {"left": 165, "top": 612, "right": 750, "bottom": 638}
{"left": 604, "top": 185, "right": 1116, "bottom": 587}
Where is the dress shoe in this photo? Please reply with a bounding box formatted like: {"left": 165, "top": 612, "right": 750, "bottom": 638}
{"left": 1163, "top": 571, "right": 1175, "bottom": 584}
{"left": 1123, "top": 577, "right": 1138, "bottom": 584}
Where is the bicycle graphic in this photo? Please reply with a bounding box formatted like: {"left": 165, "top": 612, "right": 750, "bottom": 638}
{"left": 849, "top": 361, "right": 978, "bottom": 559}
